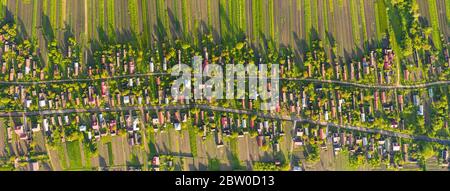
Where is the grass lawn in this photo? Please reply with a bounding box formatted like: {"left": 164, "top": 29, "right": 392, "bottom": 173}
{"left": 66, "top": 140, "right": 83, "bottom": 169}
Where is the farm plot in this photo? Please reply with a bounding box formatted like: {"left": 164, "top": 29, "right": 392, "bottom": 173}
{"left": 374, "top": 0, "right": 388, "bottom": 43}
{"left": 14, "top": 0, "right": 34, "bottom": 39}
{"left": 317, "top": 0, "right": 327, "bottom": 44}
{"left": 436, "top": 0, "right": 450, "bottom": 42}
{"left": 304, "top": 0, "right": 312, "bottom": 44}
{"left": 65, "top": 140, "right": 83, "bottom": 169}
{"left": 0, "top": 120, "right": 7, "bottom": 157}
{"left": 3, "top": 0, "right": 402, "bottom": 62}
{"left": 17, "top": 140, "right": 28, "bottom": 156}
{"left": 202, "top": 135, "right": 233, "bottom": 170}
{"left": 154, "top": 131, "right": 171, "bottom": 154}
{"left": 427, "top": 0, "right": 443, "bottom": 49}
{"left": 96, "top": 140, "right": 111, "bottom": 167}
{"left": 32, "top": 131, "right": 47, "bottom": 153}
{"left": 114, "top": 0, "right": 132, "bottom": 43}
{"left": 363, "top": 0, "right": 378, "bottom": 48}
{"left": 47, "top": 147, "right": 66, "bottom": 170}
{"left": 349, "top": 0, "right": 361, "bottom": 48}
{"left": 65, "top": 0, "right": 85, "bottom": 42}
{"left": 325, "top": 0, "right": 336, "bottom": 54}
{"left": 153, "top": 128, "right": 193, "bottom": 157}
{"left": 246, "top": 134, "right": 274, "bottom": 163}
{"left": 0, "top": 0, "right": 6, "bottom": 19}
{"left": 276, "top": 0, "right": 291, "bottom": 45}
{"left": 6, "top": 0, "right": 17, "bottom": 21}
{"left": 195, "top": 135, "right": 207, "bottom": 158}
{"left": 179, "top": 129, "right": 193, "bottom": 156}
{"left": 111, "top": 136, "right": 127, "bottom": 168}
{"left": 237, "top": 136, "right": 251, "bottom": 169}
{"left": 446, "top": 0, "right": 450, "bottom": 32}
{"left": 182, "top": 156, "right": 206, "bottom": 171}
{"left": 339, "top": 0, "right": 355, "bottom": 58}
{"left": 127, "top": 146, "right": 145, "bottom": 168}
{"left": 327, "top": 0, "right": 356, "bottom": 59}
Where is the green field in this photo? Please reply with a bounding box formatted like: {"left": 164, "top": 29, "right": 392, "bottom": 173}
{"left": 128, "top": 0, "right": 139, "bottom": 34}
{"left": 106, "top": 0, "right": 115, "bottom": 38}
{"left": 251, "top": 0, "right": 262, "bottom": 43}
{"left": 350, "top": 0, "right": 360, "bottom": 45}
{"left": 447, "top": 0, "right": 450, "bottom": 26}
{"left": 304, "top": 0, "right": 312, "bottom": 44}
{"left": 322, "top": 0, "right": 329, "bottom": 42}
{"left": 359, "top": 0, "right": 368, "bottom": 46}
{"left": 66, "top": 140, "right": 83, "bottom": 169}
{"left": 374, "top": 0, "right": 388, "bottom": 42}
{"left": 0, "top": 0, "right": 5, "bottom": 19}
{"left": 428, "top": 0, "right": 442, "bottom": 49}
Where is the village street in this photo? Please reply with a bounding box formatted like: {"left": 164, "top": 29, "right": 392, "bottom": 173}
{"left": 1, "top": 104, "right": 450, "bottom": 145}
{"left": 0, "top": 72, "right": 450, "bottom": 89}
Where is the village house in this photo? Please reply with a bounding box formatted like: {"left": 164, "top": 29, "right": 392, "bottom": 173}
{"left": 109, "top": 120, "right": 117, "bottom": 136}
{"left": 31, "top": 124, "right": 40, "bottom": 133}
{"left": 392, "top": 143, "right": 401, "bottom": 152}
{"left": 14, "top": 125, "right": 28, "bottom": 140}
{"left": 79, "top": 125, "right": 87, "bottom": 132}
{"left": 398, "top": 95, "right": 404, "bottom": 111}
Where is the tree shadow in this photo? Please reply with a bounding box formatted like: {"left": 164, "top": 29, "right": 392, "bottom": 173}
{"left": 154, "top": 17, "right": 168, "bottom": 43}
{"left": 217, "top": 2, "right": 246, "bottom": 45}
{"left": 61, "top": 23, "right": 74, "bottom": 54}
{"left": 293, "top": 32, "right": 308, "bottom": 63}
{"left": 41, "top": 15, "right": 54, "bottom": 43}
{"left": 16, "top": 17, "right": 28, "bottom": 42}
{"left": 98, "top": 155, "right": 107, "bottom": 167}
{"left": 167, "top": 8, "right": 182, "bottom": 40}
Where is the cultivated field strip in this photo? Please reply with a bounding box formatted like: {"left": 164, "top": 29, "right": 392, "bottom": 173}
{"left": 8, "top": 0, "right": 449, "bottom": 63}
